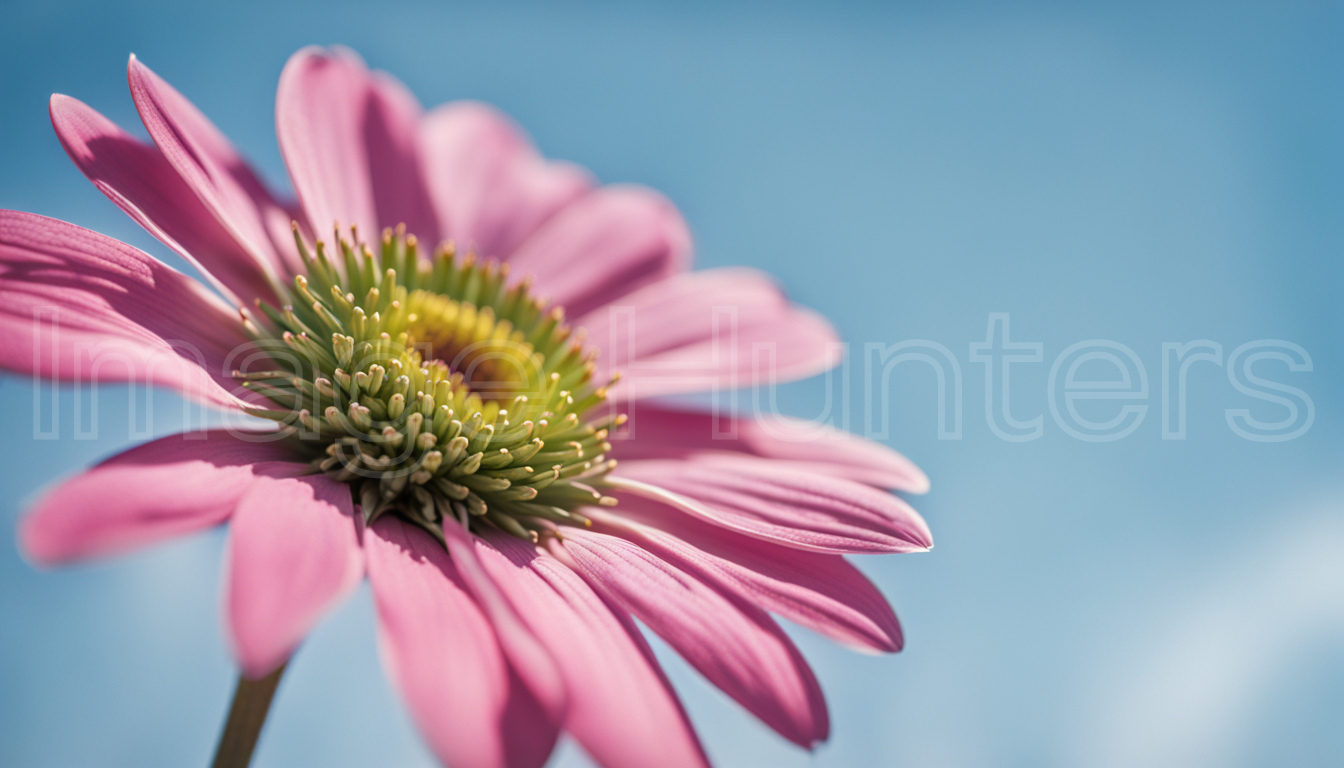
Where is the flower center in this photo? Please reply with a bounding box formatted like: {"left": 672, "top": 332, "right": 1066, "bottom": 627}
{"left": 235, "top": 226, "right": 622, "bottom": 543}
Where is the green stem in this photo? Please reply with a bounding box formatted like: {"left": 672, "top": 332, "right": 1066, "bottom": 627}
{"left": 210, "top": 663, "right": 287, "bottom": 768}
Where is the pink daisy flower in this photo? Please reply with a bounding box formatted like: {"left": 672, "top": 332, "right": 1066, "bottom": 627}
{"left": 5, "top": 47, "right": 932, "bottom": 768}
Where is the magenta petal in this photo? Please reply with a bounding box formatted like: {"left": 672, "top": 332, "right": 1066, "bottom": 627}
{"left": 440, "top": 524, "right": 566, "bottom": 724}
{"left": 127, "top": 56, "right": 298, "bottom": 276}
{"left": 614, "top": 403, "right": 929, "bottom": 493}
{"left": 560, "top": 528, "right": 829, "bottom": 747}
{"left": 506, "top": 185, "right": 691, "bottom": 318}
{"left": 365, "top": 71, "right": 440, "bottom": 245}
{"left": 366, "top": 519, "right": 558, "bottom": 768}
{"left": 276, "top": 48, "right": 439, "bottom": 243}
{"left": 0, "top": 210, "right": 250, "bottom": 410}
{"left": 578, "top": 268, "right": 842, "bottom": 400}
{"left": 21, "top": 431, "right": 300, "bottom": 565}
{"left": 588, "top": 503, "right": 904, "bottom": 653}
{"left": 49, "top": 95, "right": 279, "bottom": 306}
{"left": 276, "top": 48, "right": 378, "bottom": 240}
{"left": 472, "top": 531, "right": 710, "bottom": 768}
{"left": 225, "top": 473, "right": 364, "bottom": 678}
{"left": 609, "top": 463, "right": 933, "bottom": 554}
{"left": 421, "top": 101, "right": 591, "bottom": 259}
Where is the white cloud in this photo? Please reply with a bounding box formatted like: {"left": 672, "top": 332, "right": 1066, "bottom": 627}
{"left": 1078, "top": 502, "right": 1344, "bottom": 768}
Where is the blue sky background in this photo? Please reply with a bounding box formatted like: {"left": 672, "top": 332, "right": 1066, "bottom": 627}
{"left": 1, "top": 1, "right": 1342, "bottom": 766}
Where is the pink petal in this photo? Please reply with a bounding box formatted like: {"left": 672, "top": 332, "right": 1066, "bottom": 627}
{"left": 440, "top": 524, "right": 566, "bottom": 723}
{"left": 49, "top": 95, "right": 278, "bottom": 306}
{"left": 276, "top": 48, "right": 439, "bottom": 244}
{"left": 0, "top": 210, "right": 250, "bottom": 410}
{"left": 365, "top": 71, "right": 440, "bottom": 245}
{"left": 587, "top": 502, "right": 904, "bottom": 654}
{"left": 127, "top": 56, "right": 298, "bottom": 277}
{"left": 278, "top": 47, "right": 438, "bottom": 244}
{"left": 366, "top": 519, "right": 558, "bottom": 768}
{"left": 225, "top": 473, "right": 364, "bottom": 678}
{"left": 577, "top": 268, "right": 841, "bottom": 399}
{"left": 472, "top": 531, "right": 710, "bottom": 768}
{"left": 20, "top": 430, "right": 301, "bottom": 565}
{"left": 276, "top": 47, "right": 376, "bottom": 240}
{"left": 420, "top": 101, "right": 591, "bottom": 259}
{"left": 559, "top": 528, "right": 829, "bottom": 747}
{"left": 614, "top": 403, "right": 930, "bottom": 493}
{"left": 506, "top": 185, "right": 691, "bottom": 318}
{"left": 608, "top": 462, "right": 933, "bottom": 555}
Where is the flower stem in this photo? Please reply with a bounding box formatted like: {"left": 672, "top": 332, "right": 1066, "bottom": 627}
{"left": 210, "top": 663, "right": 287, "bottom": 768}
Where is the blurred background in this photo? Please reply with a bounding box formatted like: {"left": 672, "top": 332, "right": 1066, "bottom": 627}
{"left": 1, "top": 1, "right": 1341, "bottom": 766}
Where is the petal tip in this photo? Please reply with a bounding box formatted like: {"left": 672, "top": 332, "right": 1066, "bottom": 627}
{"left": 900, "top": 461, "right": 933, "bottom": 494}
{"left": 16, "top": 512, "right": 59, "bottom": 568}
{"left": 47, "top": 93, "right": 80, "bottom": 128}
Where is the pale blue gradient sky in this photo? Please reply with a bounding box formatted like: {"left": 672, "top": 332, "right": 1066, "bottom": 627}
{"left": 1, "top": 2, "right": 1341, "bottom": 767}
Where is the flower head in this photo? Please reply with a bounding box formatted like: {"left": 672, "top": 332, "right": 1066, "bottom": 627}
{"left": 241, "top": 222, "right": 627, "bottom": 543}
{"left": 5, "top": 47, "right": 932, "bottom": 768}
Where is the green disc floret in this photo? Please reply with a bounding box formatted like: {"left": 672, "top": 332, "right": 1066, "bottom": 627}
{"left": 234, "top": 225, "right": 622, "bottom": 544}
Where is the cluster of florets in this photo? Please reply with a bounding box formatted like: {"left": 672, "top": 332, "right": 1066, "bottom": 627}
{"left": 235, "top": 226, "right": 622, "bottom": 543}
